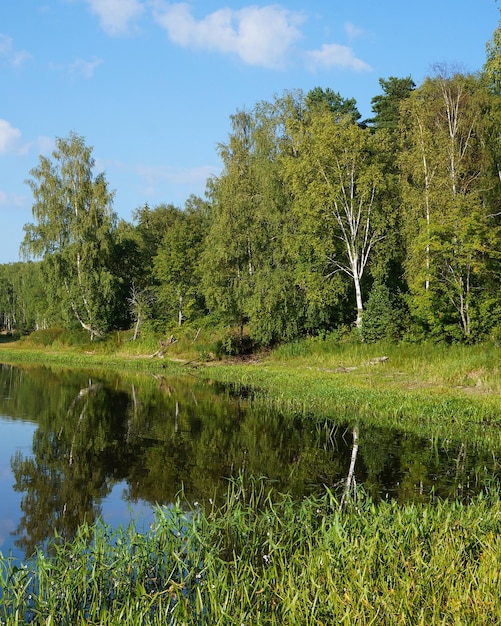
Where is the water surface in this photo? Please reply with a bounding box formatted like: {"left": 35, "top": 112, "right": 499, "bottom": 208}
{"left": 0, "top": 362, "right": 500, "bottom": 560}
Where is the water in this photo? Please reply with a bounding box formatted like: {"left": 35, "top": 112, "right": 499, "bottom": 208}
{"left": 0, "top": 362, "right": 500, "bottom": 561}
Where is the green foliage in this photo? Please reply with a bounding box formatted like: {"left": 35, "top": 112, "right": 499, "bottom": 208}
{"left": 153, "top": 196, "right": 209, "bottom": 327}
{"left": 367, "top": 75, "right": 416, "bottom": 129}
{"left": 282, "top": 100, "right": 391, "bottom": 329}
{"left": 1, "top": 482, "right": 501, "bottom": 625}
{"left": 360, "top": 282, "right": 405, "bottom": 343}
{"left": 25, "top": 327, "right": 65, "bottom": 347}
{"left": 400, "top": 70, "right": 500, "bottom": 342}
{"left": 213, "top": 329, "right": 256, "bottom": 356}
{"left": 22, "top": 133, "right": 120, "bottom": 338}
{"left": 306, "top": 85, "right": 361, "bottom": 122}
{"left": 200, "top": 100, "right": 313, "bottom": 345}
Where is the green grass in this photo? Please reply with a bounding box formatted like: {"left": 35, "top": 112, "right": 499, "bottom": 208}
{"left": 2, "top": 335, "right": 501, "bottom": 624}
{"left": 1, "top": 478, "right": 501, "bottom": 625}
{"left": 2, "top": 333, "right": 501, "bottom": 448}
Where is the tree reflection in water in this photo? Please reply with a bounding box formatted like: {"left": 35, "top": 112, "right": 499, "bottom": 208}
{"left": 0, "top": 363, "right": 500, "bottom": 558}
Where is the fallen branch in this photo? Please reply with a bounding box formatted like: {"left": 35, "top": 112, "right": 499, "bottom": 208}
{"left": 149, "top": 335, "right": 177, "bottom": 358}
{"left": 367, "top": 356, "right": 389, "bottom": 365}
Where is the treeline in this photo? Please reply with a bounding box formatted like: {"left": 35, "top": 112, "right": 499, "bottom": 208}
{"left": 2, "top": 24, "right": 501, "bottom": 348}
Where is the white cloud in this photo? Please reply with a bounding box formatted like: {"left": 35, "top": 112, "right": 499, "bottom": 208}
{"left": 306, "top": 43, "right": 372, "bottom": 72}
{"left": 69, "top": 57, "right": 103, "bottom": 78}
{"left": 0, "top": 34, "right": 31, "bottom": 68}
{"left": 82, "top": 0, "right": 145, "bottom": 35}
{"left": 344, "top": 22, "right": 365, "bottom": 42}
{"left": 0, "top": 120, "right": 53, "bottom": 159}
{"left": 49, "top": 56, "right": 103, "bottom": 79}
{"left": 152, "top": 2, "right": 304, "bottom": 69}
{"left": 0, "top": 119, "right": 22, "bottom": 154}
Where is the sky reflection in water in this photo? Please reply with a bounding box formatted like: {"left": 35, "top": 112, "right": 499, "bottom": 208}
{"left": 0, "top": 363, "right": 500, "bottom": 560}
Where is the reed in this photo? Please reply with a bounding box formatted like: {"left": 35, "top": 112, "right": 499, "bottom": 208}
{"left": 198, "top": 359, "right": 501, "bottom": 451}
{"left": 1, "top": 478, "right": 501, "bottom": 625}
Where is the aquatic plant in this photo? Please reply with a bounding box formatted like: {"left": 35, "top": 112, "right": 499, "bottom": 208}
{"left": 1, "top": 478, "right": 500, "bottom": 625}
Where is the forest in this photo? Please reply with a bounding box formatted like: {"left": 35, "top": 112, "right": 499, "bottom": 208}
{"left": 2, "top": 22, "right": 501, "bottom": 351}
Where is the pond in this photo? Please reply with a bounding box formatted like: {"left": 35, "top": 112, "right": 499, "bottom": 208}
{"left": 1, "top": 362, "right": 500, "bottom": 561}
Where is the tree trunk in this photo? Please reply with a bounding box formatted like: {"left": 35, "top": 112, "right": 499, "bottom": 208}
{"left": 132, "top": 314, "right": 142, "bottom": 341}
{"left": 353, "top": 272, "right": 364, "bottom": 329}
{"left": 178, "top": 294, "right": 183, "bottom": 327}
{"left": 341, "top": 424, "right": 359, "bottom": 509}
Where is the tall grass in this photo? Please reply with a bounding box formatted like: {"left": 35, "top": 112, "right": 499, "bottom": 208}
{"left": 271, "top": 336, "right": 501, "bottom": 392}
{"left": 199, "top": 359, "right": 501, "bottom": 451}
{"left": 1, "top": 478, "right": 501, "bottom": 625}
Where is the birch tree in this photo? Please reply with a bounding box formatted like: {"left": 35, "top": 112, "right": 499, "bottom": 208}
{"left": 201, "top": 102, "right": 305, "bottom": 345}
{"left": 22, "top": 133, "right": 118, "bottom": 338}
{"left": 400, "top": 70, "right": 498, "bottom": 339}
{"left": 284, "top": 106, "right": 387, "bottom": 329}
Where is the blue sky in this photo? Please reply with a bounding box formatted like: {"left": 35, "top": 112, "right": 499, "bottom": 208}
{"left": 1, "top": 0, "right": 499, "bottom": 264}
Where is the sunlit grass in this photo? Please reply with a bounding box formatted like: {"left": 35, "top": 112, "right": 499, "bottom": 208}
{"left": 2, "top": 334, "right": 501, "bottom": 449}
{"left": 1, "top": 478, "right": 501, "bottom": 625}
{"left": 270, "top": 337, "right": 501, "bottom": 392}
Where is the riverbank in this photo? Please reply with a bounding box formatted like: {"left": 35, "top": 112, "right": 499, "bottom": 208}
{"left": 1, "top": 337, "right": 501, "bottom": 624}
{"left": 1, "top": 335, "right": 500, "bottom": 446}
{"left": 1, "top": 478, "right": 500, "bottom": 625}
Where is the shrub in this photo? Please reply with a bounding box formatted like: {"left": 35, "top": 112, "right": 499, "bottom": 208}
{"left": 361, "top": 282, "right": 405, "bottom": 343}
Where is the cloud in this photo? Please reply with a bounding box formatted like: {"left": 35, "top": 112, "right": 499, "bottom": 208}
{"left": 0, "top": 119, "right": 22, "bottom": 154}
{"left": 49, "top": 56, "right": 103, "bottom": 79}
{"left": 69, "top": 57, "right": 103, "bottom": 78}
{"left": 344, "top": 22, "right": 365, "bottom": 42}
{"left": 152, "top": 2, "right": 304, "bottom": 69}
{"left": 306, "top": 43, "right": 372, "bottom": 72}
{"left": 0, "top": 34, "right": 31, "bottom": 68}
{"left": 0, "top": 120, "right": 53, "bottom": 159}
{"left": 81, "top": 0, "right": 145, "bottom": 35}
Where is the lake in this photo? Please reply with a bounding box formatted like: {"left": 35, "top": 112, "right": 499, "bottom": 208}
{"left": 1, "top": 362, "right": 500, "bottom": 561}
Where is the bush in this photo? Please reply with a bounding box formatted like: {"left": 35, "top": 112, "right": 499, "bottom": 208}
{"left": 361, "top": 283, "right": 405, "bottom": 343}
{"left": 25, "top": 328, "right": 65, "bottom": 347}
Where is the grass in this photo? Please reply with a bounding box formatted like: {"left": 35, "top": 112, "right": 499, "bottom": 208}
{"left": 1, "top": 478, "right": 501, "bottom": 625}
{"left": 2, "top": 332, "right": 501, "bottom": 447}
{"left": 2, "top": 334, "right": 501, "bottom": 623}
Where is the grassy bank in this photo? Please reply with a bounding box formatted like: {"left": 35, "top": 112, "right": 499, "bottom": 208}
{"left": 1, "top": 479, "right": 500, "bottom": 625}
{"left": 2, "top": 333, "right": 501, "bottom": 446}
{"left": 1, "top": 336, "right": 501, "bottom": 624}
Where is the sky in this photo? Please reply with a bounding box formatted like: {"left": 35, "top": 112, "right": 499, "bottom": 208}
{"left": 1, "top": 0, "right": 499, "bottom": 264}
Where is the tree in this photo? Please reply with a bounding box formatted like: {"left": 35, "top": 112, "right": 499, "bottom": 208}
{"left": 360, "top": 281, "right": 405, "bottom": 343}
{"left": 200, "top": 110, "right": 258, "bottom": 340}
{"left": 0, "top": 262, "right": 49, "bottom": 333}
{"left": 367, "top": 76, "right": 415, "bottom": 130}
{"left": 22, "top": 133, "right": 119, "bottom": 338}
{"left": 306, "top": 86, "right": 361, "bottom": 123}
{"left": 400, "top": 69, "right": 500, "bottom": 340}
{"left": 201, "top": 97, "right": 312, "bottom": 346}
{"left": 283, "top": 104, "right": 388, "bottom": 329}
{"left": 153, "top": 195, "right": 209, "bottom": 327}
{"left": 132, "top": 203, "right": 182, "bottom": 280}
{"left": 365, "top": 77, "right": 415, "bottom": 293}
